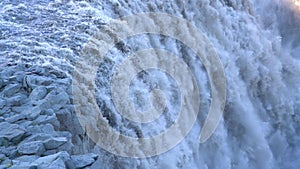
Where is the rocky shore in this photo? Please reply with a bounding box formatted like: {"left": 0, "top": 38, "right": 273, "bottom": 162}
{"left": 0, "top": 63, "right": 99, "bottom": 168}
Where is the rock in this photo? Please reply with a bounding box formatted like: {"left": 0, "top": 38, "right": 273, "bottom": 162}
{"left": 22, "top": 133, "right": 52, "bottom": 143}
{"left": 57, "top": 142, "right": 73, "bottom": 152}
{"left": 0, "top": 99, "right": 5, "bottom": 109}
{"left": 0, "top": 159, "right": 12, "bottom": 168}
{"left": 23, "top": 107, "right": 42, "bottom": 120}
{"left": 9, "top": 162, "right": 37, "bottom": 169}
{"left": 0, "top": 122, "right": 25, "bottom": 145}
{"left": 11, "top": 156, "right": 39, "bottom": 169}
{"left": 3, "top": 84, "right": 21, "bottom": 97}
{"left": 13, "top": 155, "right": 39, "bottom": 163}
{"left": 42, "top": 150, "right": 57, "bottom": 156}
{"left": 42, "top": 158, "right": 66, "bottom": 169}
{"left": 33, "top": 114, "right": 60, "bottom": 129}
{"left": 0, "top": 146, "right": 18, "bottom": 158}
{"left": 43, "top": 137, "right": 68, "bottom": 150}
{"left": 41, "top": 90, "right": 69, "bottom": 111}
{"left": 29, "top": 86, "right": 48, "bottom": 101}
{"left": 5, "top": 113, "right": 27, "bottom": 123}
{"left": 44, "top": 109, "right": 54, "bottom": 116}
{"left": 71, "top": 153, "right": 98, "bottom": 169}
{"left": 0, "top": 154, "right": 6, "bottom": 164}
{"left": 40, "top": 124, "right": 55, "bottom": 135}
{"left": 17, "top": 141, "right": 45, "bottom": 155}
{"left": 0, "top": 78, "right": 4, "bottom": 89}
{"left": 56, "top": 109, "right": 84, "bottom": 136}
{"left": 32, "top": 151, "right": 73, "bottom": 169}
{"left": 6, "top": 94, "right": 27, "bottom": 106}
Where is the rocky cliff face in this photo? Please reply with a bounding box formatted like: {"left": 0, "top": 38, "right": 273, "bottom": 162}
{"left": 0, "top": 0, "right": 299, "bottom": 169}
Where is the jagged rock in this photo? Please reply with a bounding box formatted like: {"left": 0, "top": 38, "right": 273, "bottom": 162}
{"left": 71, "top": 153, "right": 98, "bottom": 169}
{"left": 29, "top": 86, "right": 48, "bottom": 101}
{"left": 44, "top": 109, "right": 54, "bottom": 116}
{"left": 40, "top": 124, "right": 55, "bottom": 135}
{"left": 11, "top": 156, "right": 39, "bottom": 169}
{"left": 22, "top": 133, "right": 52, "bottom": 143}
{"left": 6, "top": 94, "right": 27, "bottom": 106}
{"left": 5, "top": 113, "right": 27, "bottom": 123}
{"left": 0, "top": 122, "right": 25, "bottom": 146}
{"left": 9, "top": 162, "right": 37, "bottom": 169}
{"left": 33, "top": 114, "right": 60, "bottom": 129}
{"left": 0, "top": 159, "right": 12, "bottom": 169}
{"left": 42, "top": 150, "right": 57, "bottom": 156}
{"left": 56, "top": 108, "right": 84, "bottom": 136}
{"left": 23, "top": 107, "right": 42, "bottom": 120}
{"left": 57, "top": 142, "right": 73, "bottom": 152}
{"left": 17, "top": 141, "right": 45, "bottom": 155}
{"left": 0, "top": 78, "right": 4, "bottom": 89}
{"left": 2, "top": 84, "right": 21, "bottom": 97}
{"left": 40, "top": 90, "right": 69, "bottom": 111}
{"left": 0, "top": 146, "right": 18, "bottom": 158}
{"left": 43, "top": 137, "right": 68, "bottom": 150}
{"left": 13, "top": 155, "right": 39, "bottom": 163}
{"left": 32, "top": 151, "right": 74, "bottom": 169}
{"left": 42, "top": 157, "right": 66, "bottom": 169}
{"left": 0, "top": 99, "right": 5, "bottom": 109}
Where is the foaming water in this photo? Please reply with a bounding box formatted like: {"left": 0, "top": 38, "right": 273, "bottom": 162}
{"left": 0, "top": 0, "right": 299, "bottom": 168}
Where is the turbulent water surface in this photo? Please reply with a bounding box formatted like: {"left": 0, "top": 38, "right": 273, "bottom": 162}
{"left": 0, "top": 0, "right": 300, "bottom": 169}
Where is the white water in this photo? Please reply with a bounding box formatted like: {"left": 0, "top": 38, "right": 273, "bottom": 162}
{"left": 86, "top": 0, "right": 300, "bottom": 168}
{"left": 1, "top": 0, "right": 299, "bottom": 168}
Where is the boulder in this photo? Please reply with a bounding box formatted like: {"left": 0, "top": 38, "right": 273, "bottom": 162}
{"left": 29, "top": 86, "right": 48, "bottom": 101}
{"left": 71, "top": 153, "right": 98, "bottom": 169}
{"left": 0, "top": 122, "right": 25, "bottom": 146}
{"left": 17, "top": 141, "right": 45, "bottom": 155}
{"left": 3, "top": 84, "right": 21, "bottom": 97}
{"left": 43, "top": 137, "right": 68, "bottom": 150}
{"left": 32, "top": 151, "right": 74, "bottom": 169}
{"left": 5, "top": 113, "right": 27, "bottom": 123}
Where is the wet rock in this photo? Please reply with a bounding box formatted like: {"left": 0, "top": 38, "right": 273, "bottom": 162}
{"left": 71, "top": 153, "right": 98, "bottom": 169}
{"left": 43, "top": 137, "right": 68, "bottom": 150}
{"left": 17, "top": 141, "right": 45, "bottom": 155}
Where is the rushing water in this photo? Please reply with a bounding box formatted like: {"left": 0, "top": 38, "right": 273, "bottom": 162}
{"left": 0, "top": 0, "right": 299, "bottom": 168}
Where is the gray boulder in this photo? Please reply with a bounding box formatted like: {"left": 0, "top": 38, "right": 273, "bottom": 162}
{"left": 71, "top": 153, "right": 98, "bottom": 169}
{"left": 0, "top": 122, "right": 25, "bottom": 146}
{"left": 17, "top": 141, "right": 45, "bottom": 155}
{"left": 43, "top": 137, "right": 68, "bottom": 150}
